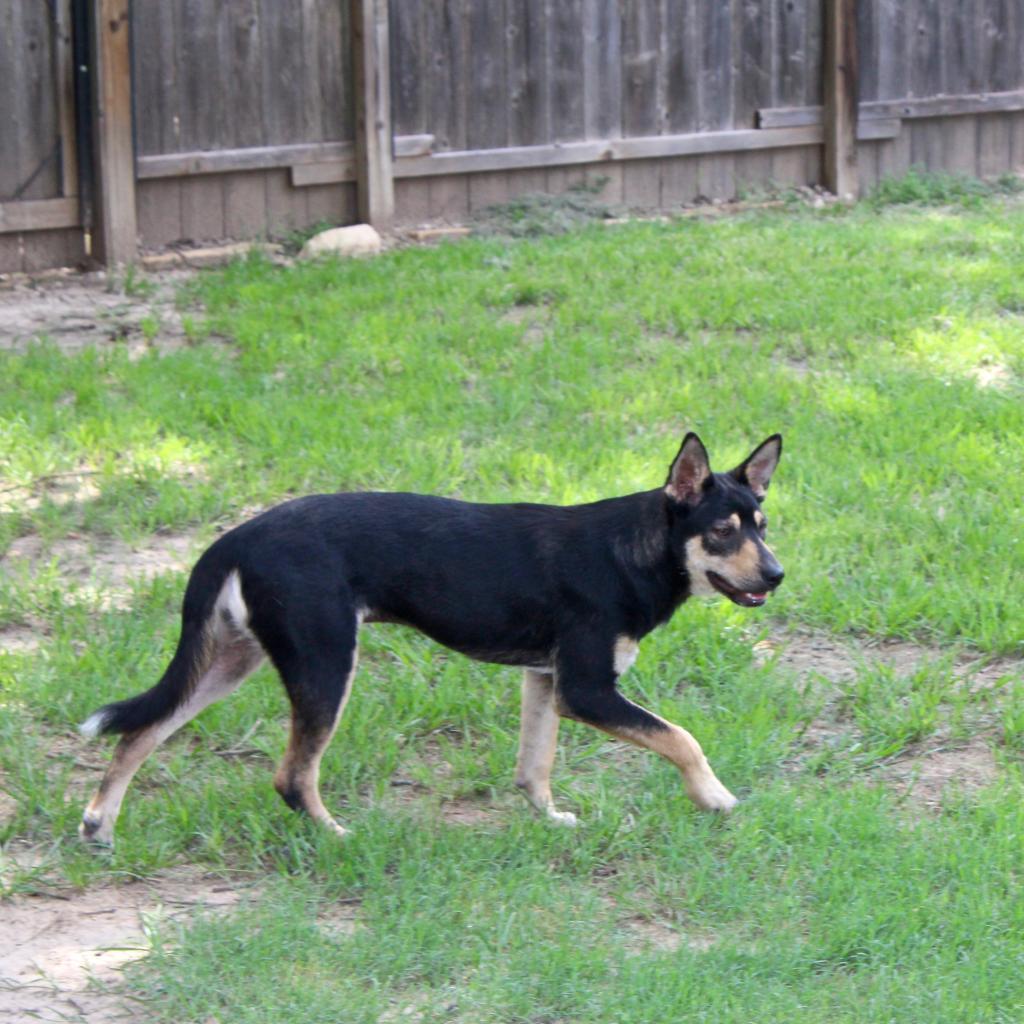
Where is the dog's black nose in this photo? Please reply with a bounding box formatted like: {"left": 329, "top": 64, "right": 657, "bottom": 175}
{"left": 765, "top": 567, "right": 785, "bottom": 589}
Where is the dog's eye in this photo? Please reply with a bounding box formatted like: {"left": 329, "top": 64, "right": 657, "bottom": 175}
{"left": 712, "top": 524, "right": 734, "bottom": 539}
{"left": 759, "top": 521, "right": 768, "bottom": 536}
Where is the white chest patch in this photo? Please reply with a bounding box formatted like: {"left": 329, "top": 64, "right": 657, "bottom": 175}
{"left": 613, "top": 635, "right": 639, "bottom": 676}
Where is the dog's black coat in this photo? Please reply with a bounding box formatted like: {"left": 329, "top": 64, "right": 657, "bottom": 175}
{"left": 83, "top": 432, "right": 783, "bottom": 837}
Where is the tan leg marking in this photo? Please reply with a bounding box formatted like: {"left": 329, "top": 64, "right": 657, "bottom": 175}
{"left": 514, "top": 669, "right": 577, "bottom": 826}
{"left": 80, "top": 640, "right": 264, "bottom": 845}
{"left": 273, "top": 648, "right": 359, "bottom": 838}
{"left": 614, "top": 716, "right": 737, "bottom": 812}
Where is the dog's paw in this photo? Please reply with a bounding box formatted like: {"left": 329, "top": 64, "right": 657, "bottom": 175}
{"left": 79, "top": 813, "right": 115, "bottom": 848}
{"left": 317, "top": 815, "right": 350, "bottom": 840}
{"left": 547, "top": 808, "right": 579, "bottom": 828}
{"left": 688, "top": 776, "right": 739, "bottom": 813}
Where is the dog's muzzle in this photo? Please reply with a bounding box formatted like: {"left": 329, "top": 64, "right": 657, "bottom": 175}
{"left": 706, "top": 562, "right": 784, "bottom": 608}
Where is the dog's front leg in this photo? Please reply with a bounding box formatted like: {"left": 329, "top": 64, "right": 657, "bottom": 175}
{"left": 555, "top": 632, "right": 737, "bottom": 813}
{"left": 515, "top": 669, "right": 577, "bottom": 826}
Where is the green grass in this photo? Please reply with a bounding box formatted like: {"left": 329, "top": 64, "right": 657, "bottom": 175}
{"left": 866, "top": 166, "right": 1024, "bottom": 209}
{"left": 1, "top": 188, "right": 1023, "bottom": 1022}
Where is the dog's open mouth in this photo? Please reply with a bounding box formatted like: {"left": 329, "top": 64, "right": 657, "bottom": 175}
{"left": 706, "top": 571, "right": 768, "bottom": 608}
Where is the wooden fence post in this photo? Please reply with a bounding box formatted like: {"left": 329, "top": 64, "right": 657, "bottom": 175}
{"left": 351, "top": 0, "right": 394, "bottom": 229}
{"left": 90, "top": 0, "right": 137, "bottom": 264}
{"left": 823, "top": 0, "right": 859, "bottom": 199}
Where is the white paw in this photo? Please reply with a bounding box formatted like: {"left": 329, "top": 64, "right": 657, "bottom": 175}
{"left": 689, "top": 776, "right": 739, "bottom": 813}
{"left": 546, "top": 808, "right": 579, "bottom": 828}
{"left": 318, "top": 816, "right": 350, "bottom": 839}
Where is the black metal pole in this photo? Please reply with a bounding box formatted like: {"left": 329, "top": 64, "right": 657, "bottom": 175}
{"left": 71, "top": 0, "right": 94, "bottom": 233}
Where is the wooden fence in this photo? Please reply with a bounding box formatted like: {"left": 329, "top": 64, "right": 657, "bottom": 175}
{"left": 2, "top": 0, "right": 1023, "bottom": 273}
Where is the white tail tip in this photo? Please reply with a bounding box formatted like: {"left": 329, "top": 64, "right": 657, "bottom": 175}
{"left": 79, "top": 709, "right": 110, "bottom": 738}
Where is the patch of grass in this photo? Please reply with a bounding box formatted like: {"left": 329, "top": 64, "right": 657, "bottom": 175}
{"left": 127, "top": 786, "right": 1024, "bottom": 1024}
{"left": 867, "top": 167, "right": 1024, "bottom": 209}
{"left": 474, "top": 179, "right": 616, "bottom": 237}
{"left": 2, "top": 194, "right": 1023, "bottom": 1022}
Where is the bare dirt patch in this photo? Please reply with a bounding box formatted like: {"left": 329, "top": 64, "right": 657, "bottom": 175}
{"left": 754, "top": 627, "right": 1019, "bottom": 689}
{"left": 0, "top": 623, "right": 44, "bottom": 655}
{"left": 761, "top": 627, "right": 1018, "bottom": 807}
{"left": 873, "top": 737, "right": 999, "bottom": 810}
{"left": 383, "top": 779, "right": 507, "bottom": 829}
{"left": 616, "top": 914, "right": 716, "bottom": 954}
{"left": 969, "top": 358, "right": 1015, "bottom": 391}
{"left": 0, "top": 269, "right": 204, "bottom": 358}
{"left": 0, "top": 868, "right": 251, "bottom": 1024}
{"left": 497, "top": 303, "right": 551, "bottom": 346}
{"left": 1, "top": 531, "right": 206, "bottom": 612}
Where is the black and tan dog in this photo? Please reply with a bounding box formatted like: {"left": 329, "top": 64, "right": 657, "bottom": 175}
{"left": 79, "top": 432, "right": 783, "bottom": 844}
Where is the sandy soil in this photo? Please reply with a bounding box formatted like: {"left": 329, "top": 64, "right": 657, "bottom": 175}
{"left": 0, "top": 531, "right": 205, "bottom": 619}
{"left": 763, "top": 628, "right": 1015, "bottom": 806}
{"left": 0, "top": 270, "right": 200, "bottom": 358}
{"left": 0, "top": 868, "right": 247, "bottom": 1024}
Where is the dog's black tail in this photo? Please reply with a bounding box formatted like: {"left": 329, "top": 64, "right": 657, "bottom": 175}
{"left": 79, "top": 559, "right": 224, "bottom": 738}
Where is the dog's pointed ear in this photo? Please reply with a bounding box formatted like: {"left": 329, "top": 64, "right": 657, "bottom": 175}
{"left": 665, "top": 432, "right": 713, "bottom": 506}
{"left": 730, "top": 434, "right": 782, "bottom": 500}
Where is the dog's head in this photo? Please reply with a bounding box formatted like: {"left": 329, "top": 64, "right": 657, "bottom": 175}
{"left": 664, "top": 432, "right": 784, "bottom": 607}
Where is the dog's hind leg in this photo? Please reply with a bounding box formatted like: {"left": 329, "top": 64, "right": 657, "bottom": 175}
{"left": 555, "top": 633, "right": 737, "bottom": 813}
{"left": 269, "top": 609, "right": 360, "bottom": 838}
{"left": 515, "top": 669, "right": 577, "bottom": 827}
{"left": 80, "top": 634, "right": 264, "bottom": 846}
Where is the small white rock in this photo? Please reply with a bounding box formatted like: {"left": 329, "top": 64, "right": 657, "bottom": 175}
{"left": 298, "top": 223, "right": 383, "bottom": 260}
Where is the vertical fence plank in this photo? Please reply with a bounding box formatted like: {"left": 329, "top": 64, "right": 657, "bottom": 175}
{"left": 771, "top": 0, "right": 807, "bottom": 188}
{"left": 326, "top": 0, "right": 353, "bottom": 141}
{"left": 622, "top": 0, "right": 661, "bottom": 208}
{"left": 908, "top": 0, "right": 944, "bottom": 170}
{"left": 696, "top": 0, "right": 736, "bottom": 198}
{"left": 583, "top": 0, "right": 621, "bottom": 140}
{"left": 468, "top": 0, "right": 507, "bottom": 149}
{"left": 977, "top": 0, "right": 1016, "bottom": 176}
{"left": 134, "top": 2, "right": 182, "bottom": 243}
{"left": 736, "top": 0, "right": 775, "bottom": 193}
{"left": 508, "top": 0, "right": 550, "bottom": 146}
{"left": 91, "top": 0, "right": 137, "bottom": 263}
{"left": 823, "top": 0, "right": 858, "bottom": 198}
{"left": 260, "top": 0, "right": 305, "bottom": 145}
{"left": 351, "top": 0, "right": 394, "bottom": 228}
{"left": 660, "top": 0, "right": 699, "bottom": 205}
{"left": 226, "top": 0, "right": 264, "bottom": 149}
{"left": 665, "top": 0, "right": 698, "bottom": 134}
{"left": 550, "top": 0, "right": 585, "bottom": 143}
{"left": 737, "top": 0, "right": 773, "bottom": 128}
{"left": 468, "top": 0, "right": 510, "bottom": 211}
{"left": 301, "top": 0, "right": 326, "bottom": 143}
{"left": 0, "top": 3, "right": 23, "bottom": 201}
{"left": 179, "top": 0, "right": 225, "bottom": 238}
{"left": 423, "top": 0, "right": 467, "bottom": 217}
{"left": 622, "top": 2, "right": 659, "bottom": 136}
{"left": 425, "top": 0, "right": 466, "bottom": 152}
{"left": 942, "top": 0, "right": 978, "bottom": 176}
{"left": 389, "top": 0, "right": 424, "bottom": 136}
{"left": 856, "top": 0, "right": 877, "bottom": 101}
{"left": 55, "top": 0, "right": 79, "bottom": 197}
{"left": 873, "top": 0, "right": 910, "bottom": 179}
{"left": 19, "top": 2, "right": 59, "bottom": 199}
